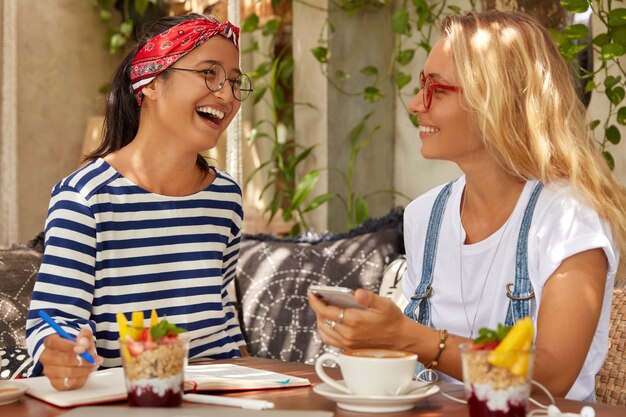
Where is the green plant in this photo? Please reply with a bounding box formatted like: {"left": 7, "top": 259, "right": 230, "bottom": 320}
{"left": 242, "top": 5, "right": 334, "bottom": 236}
{"left": 94, "top": 0, "right": 160, "bottom": 55}
{"left": 553, "top": 0, "right": 626, "bottom": 169}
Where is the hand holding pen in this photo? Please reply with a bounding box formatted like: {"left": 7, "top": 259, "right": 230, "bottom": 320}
{"left": 38, "top": 310, "right": 101, "bottom": 391}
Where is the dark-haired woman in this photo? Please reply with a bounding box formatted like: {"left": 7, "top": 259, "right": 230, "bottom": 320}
{"left": 26, "top": 14, "right": 252, "bottom": 390}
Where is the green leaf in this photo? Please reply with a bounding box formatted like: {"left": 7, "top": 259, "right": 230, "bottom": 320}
{"left": 607, "top": 8, "right": 626, "bottom": 27}
{"left": 262, "top": 19, "right": 280, "bottom": 36}
{"left": 614, "top": 26, "right": 626, "bottom": 47}
{"left": 590, "top": 119, "right": 601, "bottom": 130}
{"left": 585, "top": 79, "right": 597, "bottom": 93}
{"left": 447, "top": 6, "right": 462, "bottom": 14}
{"left": 562, "top": 24, "right": 589, "bottom": 40}
{"left": 334, "top": 70, "right": 349, "bottom": 82}
{"left": 348, "top": 116, "right": 368, "bottom": 147}
{"left": 560, "top": 0, "right": 590, "bottom": 14}
{"left": 242, "top": 13, "right": 259, "bottom": 32}
{"left": 409, "top": 113, "right": 419, "bottom": 127}
{"left": 242, "top": 39, "right": 259, "bottom": 54}
{"left": 604, "top": 76, "right": 621, "bottom": 89}
{"left": 109, "top": 33, "right": 127, "bottom": 54}
{"left": 253, "top": 85, "right": 268, "bottom": 105}
{"left": 606, "top": 125, "right": 621, "bottom": 144}
{"left": 119, "top": 20, "right": 133, "bottom": 38}
{"left": 592, "top": 33, "right": 610, "bottom": 47}
{"left": 395, "top": 71, "right": 411, "bottom": 90}
{"left": 99, "top": 9, "right": 112, "bottom": 23}
{"left": 271, "top": 0, "right": 280, "bottom": 12}
{"left": 396, "top": 49, "right": 415, "bottom": 66}
{"left": 607, "top": 86, "right": 625, "bottom": 105}
{"left": 291, "top": 170, "right": 320, "bottom": 210}
{"left": 617, "top": 107, "right": 626, "bottom": 125}
{"left": 273, "top": 85, "right": 285, "bottom": 108}
{"left": 150, "top": 319, "right": 186, "bottom": 340}
{"left": 601, "top": 43, "right": 626, "bottom": 60}
{"left": 303, "top": 193, "right": 335, "bottom": 213}
{"left": 311, "top": 46, "right": 329, "bottom": 64}
{"left": 392, "top": 8, "right": 410, "bottom": 35}
{"left": 355, "top": 197, "right": 370, "bottom": 225}
{"left": 603, "top": 150, "right": 615, "bottom": 170}
{"left": 134, "top": 0, "right": 148, "bottom": 16}
{"left": 360, "top": 66, "right": 379, "bottom": 76}
{"left": 364, "top": 86, "right": 383, "bottom": 103}
{"left": 252, "top": 62, "right": 273, "bottom": 79}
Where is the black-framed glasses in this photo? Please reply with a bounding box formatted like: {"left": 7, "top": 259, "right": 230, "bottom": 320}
{"left": 419, "top": 70, "right": 462, "bottom": 109}
{"left": 169, "top": 63, "right": 253, "bottom": 101}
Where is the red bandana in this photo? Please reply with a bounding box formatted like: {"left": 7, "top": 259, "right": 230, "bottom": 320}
{"left": 130, "top": 17, "right": 240, "bottom": 106}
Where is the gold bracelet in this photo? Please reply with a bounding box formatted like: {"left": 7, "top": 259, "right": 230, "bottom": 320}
{"left": 427, "top": 329, "right": 449, "bottom": 369}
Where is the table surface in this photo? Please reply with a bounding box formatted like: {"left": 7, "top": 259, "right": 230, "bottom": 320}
{"left": 3, "top": 356, "right": 624, "bottom": 416}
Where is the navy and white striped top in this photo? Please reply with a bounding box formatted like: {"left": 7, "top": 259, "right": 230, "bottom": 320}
{"left": 26, "top": 159, "right": 245, "bottom": 376}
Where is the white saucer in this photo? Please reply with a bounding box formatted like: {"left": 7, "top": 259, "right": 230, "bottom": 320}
{"left": 0, "top": 380, "right": 29, "bottom": 406}
{"left": 312, "top": 380, "right": 440, "bottom": 413}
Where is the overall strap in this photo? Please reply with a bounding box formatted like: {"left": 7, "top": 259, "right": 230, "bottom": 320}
{"left": 404, "top": 181, "right": 454, "bottom": 326}
{"left": 505, "top": 182, "right": 544, "bottom": 326}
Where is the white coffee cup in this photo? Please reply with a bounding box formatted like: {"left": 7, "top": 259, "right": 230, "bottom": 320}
{"left": 315, "top": 348, "right": 418, "bottom": 396}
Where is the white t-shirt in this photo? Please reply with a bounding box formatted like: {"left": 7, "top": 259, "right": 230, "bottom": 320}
{"left": 401, "top": 176, "right": 618, "bottom": 400}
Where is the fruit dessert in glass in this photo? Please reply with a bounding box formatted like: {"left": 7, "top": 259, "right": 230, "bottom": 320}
{"left": 460, "top": 317, "right": 534, "bottom": 417}
{"left": 118, "top": 310, "right": 188, "bottom": 407}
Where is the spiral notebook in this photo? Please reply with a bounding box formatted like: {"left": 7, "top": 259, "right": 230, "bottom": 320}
{"left": 21, "top": 364, "right": 311, "bottom": 408}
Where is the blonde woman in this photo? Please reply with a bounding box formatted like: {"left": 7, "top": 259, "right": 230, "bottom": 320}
{"left": 309, "top": 11, "right": 626, "bottom": 401}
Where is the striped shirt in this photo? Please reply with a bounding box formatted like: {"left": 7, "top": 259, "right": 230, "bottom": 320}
{"left": 26, "top": 159, "right": 245, "bottom": 376}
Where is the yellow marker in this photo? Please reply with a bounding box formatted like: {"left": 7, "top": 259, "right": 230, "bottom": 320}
{"left": 150, "top": 309, "right": 159, "bottom": 328}
{"left": 488, "top": 317, "right": 534, "bottom": 376}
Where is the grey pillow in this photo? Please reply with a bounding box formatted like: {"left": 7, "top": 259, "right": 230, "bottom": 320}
{"left": 0, "top": 243, "right": 42, "bottom": 349}
{"left": 236, "top": 208, "right": 404, "bottom": 364}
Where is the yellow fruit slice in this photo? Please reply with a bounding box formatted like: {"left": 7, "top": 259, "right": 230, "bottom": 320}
{"left": 488, "top": 317, "right": 534, "bottom": 376}
{"left": 131, "top": 311, "right": 144, "bottom": 341}
{"left": 116, "top": 312, "right": 129, "bottom": 340}
{"left": 150, "top": 309, "right": 159, "bottom": 328}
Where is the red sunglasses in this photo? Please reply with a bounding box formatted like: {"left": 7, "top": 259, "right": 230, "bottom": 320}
{"left": 419, "top": 71, "right": 462, "bottom": 109}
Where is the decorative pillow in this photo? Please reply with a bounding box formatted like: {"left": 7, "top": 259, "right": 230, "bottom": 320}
{"left": 0, "top": 240, "right": 43, "bottom": 348}
{"left": 378, "top": 255, "right": 409, "bottom": 311}
{"left": 236, "top": 208, "right": 404, "bottom": 364}
{"left": 0, "top": 347, "right": 33, "bottom": 379}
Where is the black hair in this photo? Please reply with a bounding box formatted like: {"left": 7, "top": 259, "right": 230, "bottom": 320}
{"left": 85, "top": 13, "right": 210, "bottom": 174}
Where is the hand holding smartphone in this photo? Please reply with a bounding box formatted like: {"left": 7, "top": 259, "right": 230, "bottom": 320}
{"left": 308, "top": 285, "right": 366, "bottom": 310}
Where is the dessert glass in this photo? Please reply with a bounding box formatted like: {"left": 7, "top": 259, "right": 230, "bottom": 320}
{"left": 120, "top": 333, "right": 189, "bottom": 407}
{"left": 460, "top": 343, "right": 534, "bottom": 417}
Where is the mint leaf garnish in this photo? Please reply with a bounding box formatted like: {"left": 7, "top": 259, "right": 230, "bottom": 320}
{"left": 150, "top": 318, "right": 186, "bottom": 340}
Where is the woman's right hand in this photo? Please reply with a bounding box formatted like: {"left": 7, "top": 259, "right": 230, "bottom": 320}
{"left": 40, "top": 329, "right": 101, "bottom": 390}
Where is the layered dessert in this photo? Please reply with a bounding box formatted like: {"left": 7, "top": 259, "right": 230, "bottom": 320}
{"left": 118, "top": 310, "right": 188, "bottom": 407}
{"left": 461, "top": 318, "right": 534, "bottom": 417}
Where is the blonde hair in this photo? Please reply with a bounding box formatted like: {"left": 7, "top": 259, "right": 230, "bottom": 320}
{"left": 441, "top": 11, "right": 626, "bottom": 287}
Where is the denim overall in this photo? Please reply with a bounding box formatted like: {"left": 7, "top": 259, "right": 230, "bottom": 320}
{"left": 403, "top": 180, "right": 597, "bottom": 402}
{"left": 404, "top": 180, "right": 543, "bottom": 328}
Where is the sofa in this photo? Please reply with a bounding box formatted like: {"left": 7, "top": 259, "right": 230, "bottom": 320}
{"left": 1, "top": 208, "right": 625, "bottom": 406}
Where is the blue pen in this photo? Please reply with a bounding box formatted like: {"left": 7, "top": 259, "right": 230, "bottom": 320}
{"left": 38, "top": 310, "right": 96, "bottom": 365}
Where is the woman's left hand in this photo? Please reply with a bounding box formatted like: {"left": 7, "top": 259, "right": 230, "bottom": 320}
{"left": 308, "top": 289, "right": 411, "bottom": 351}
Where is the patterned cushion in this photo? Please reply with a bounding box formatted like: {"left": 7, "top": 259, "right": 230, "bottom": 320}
{"left": 0, "top": 347, "right": 32, "bottom": 379}
{"left": 236, "top": 208, "right": 404, "bottom": 364}
{"left": 0, "top": 239, "right": 43, "bottom": 348}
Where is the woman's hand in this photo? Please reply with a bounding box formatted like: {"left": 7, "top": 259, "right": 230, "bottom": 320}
{"left": 308, "top": 289, "right": 413, "bottom": 351}
{"left": 40, "top": 329, "right": 102, "bottom": 390}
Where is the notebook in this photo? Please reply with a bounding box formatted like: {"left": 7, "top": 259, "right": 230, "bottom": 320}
{"left": 21, "top": 364, "right": 311, "bottom": 408}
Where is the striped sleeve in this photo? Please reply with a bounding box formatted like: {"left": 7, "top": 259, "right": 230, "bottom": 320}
{"left": 26, "top": 185, "right": 97, "bottom": 376}
{"left": 220, "top": 183, "right": 245, "bottom": 347}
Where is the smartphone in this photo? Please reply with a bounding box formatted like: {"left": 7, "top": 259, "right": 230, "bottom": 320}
{"left": 308, "top": 285, "right": 366, "bottom": 310}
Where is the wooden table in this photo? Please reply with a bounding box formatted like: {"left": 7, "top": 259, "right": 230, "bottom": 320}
{"left": 4, "top": 357, "right": 624, "bottom": 416}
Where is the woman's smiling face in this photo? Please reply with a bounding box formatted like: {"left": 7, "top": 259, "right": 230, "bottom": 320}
{"left": 145, "top": 36, "right": 242, "bottom": 153}
{"left": 408, "top": 37, "right": 485, "bottom": 166}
